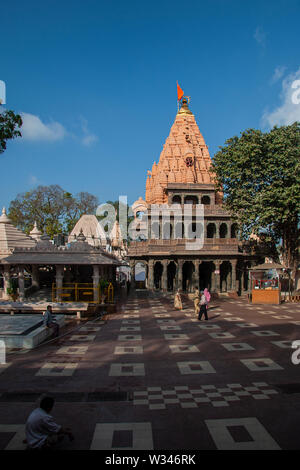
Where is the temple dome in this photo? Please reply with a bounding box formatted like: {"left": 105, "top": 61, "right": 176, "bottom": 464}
{"left": 68, "top": 214, "right": 107, "bottom": 247}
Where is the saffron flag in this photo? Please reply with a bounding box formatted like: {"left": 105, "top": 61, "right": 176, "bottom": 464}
{"left": 177, "top": 82, "right": 184, "bottom": 101}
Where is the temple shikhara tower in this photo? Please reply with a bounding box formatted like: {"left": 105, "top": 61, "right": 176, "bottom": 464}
{"left": 128, "top": 95, "right": 253, "bottom": 293}
{"left": 145, "top": 98, "right": 222, "bottom": 205}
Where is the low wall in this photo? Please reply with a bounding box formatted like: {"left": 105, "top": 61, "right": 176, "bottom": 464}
{"left": 0, "top": 315, "right": 65, "bottom": 349}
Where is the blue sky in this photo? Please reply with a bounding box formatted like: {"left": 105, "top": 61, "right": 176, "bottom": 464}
{"left": 1, "top": 0, "right": 300, "bottom": 210}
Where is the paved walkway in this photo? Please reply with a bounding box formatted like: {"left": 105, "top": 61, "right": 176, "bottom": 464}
{"left": 0, "top": 291, "right": 300, "bottom": 450}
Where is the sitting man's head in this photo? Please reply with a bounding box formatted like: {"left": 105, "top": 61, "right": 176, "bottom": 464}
{"left": 40, "top": 396, "right": 55, "bottom": 414}
{"left": 47, "top": 305, "right": 52, "bottom": 312}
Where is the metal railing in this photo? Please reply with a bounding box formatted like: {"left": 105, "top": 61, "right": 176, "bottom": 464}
{"left": 51, "top": 282, "right": 114, "bottom": 304}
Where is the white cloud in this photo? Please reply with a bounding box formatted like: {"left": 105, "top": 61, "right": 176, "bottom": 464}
{"left": 271, "top": 66, "right": 287, "bottom": 84}
{"left": 82, "top": 134, "right": 98, "bottom": 146}
{"left": 262, "top": 68, "right": 300, "bottom": 128}
{"left": 28, "top": 175, "right": 42, "bottom": 186}
{"left": 79, "top": 117, "right": 98, "bottom": 147}
{"left": 20, "top": 112, "right": 66, "bottom": 141}
{"left": 254, "top": 26, "right": 266, "bottom": 48}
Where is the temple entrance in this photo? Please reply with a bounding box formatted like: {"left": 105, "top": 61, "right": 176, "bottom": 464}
{"left": 220, "top": 261, "right": 231, "bottom": 292}
{"left": 199, "top": 262, "right": 213, "bottom": 291}
{"left": 135, "top": 262, "right": 146, "bottom": 289}
{"left": 154, "top": 262, "right": 163, "bottom": 289}
{"left": 183, "top": 261, "right": 194, "bottom": 292}
{"left": 167, "top": 261, "right": 177, "bottom": 291}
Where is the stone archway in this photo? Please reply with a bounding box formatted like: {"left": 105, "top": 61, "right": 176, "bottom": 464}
{"left": 134, "top": 262, "right": 147, "bottom": 289}
{"left": 220, "top": 261, "right": 231, "bottom": 292}
{"left": 199, "top": 262, "right": 213, "bottom": 291}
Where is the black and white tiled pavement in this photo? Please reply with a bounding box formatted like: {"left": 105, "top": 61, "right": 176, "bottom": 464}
{"left": 133, "top": 382, "right": 278, "bottom": 409}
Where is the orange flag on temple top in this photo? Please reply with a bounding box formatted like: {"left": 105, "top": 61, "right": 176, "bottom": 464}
{"left": 177, "top": 82, "right": 184, "bottom": 101}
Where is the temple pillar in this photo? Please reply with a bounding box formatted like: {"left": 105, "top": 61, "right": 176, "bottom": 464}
{"left": 18, "top": 267, "right": 25, "bottom": 302}
{"left": 148, "top": 260, "right": 154, "bottom": 289}
{"left": 31, "top": 265, "right": 40, "bottom": 289}
{"left": 193, "top": 260, "right": 200, "bottom": 290}
{"left": 55, "top": 265, "right": 64, "bottom": 302}
{"left": 177, "top": 259, "right": 184, "bottom": 291}
{"left": 3, "top": 266, "right": 10, "bottom": 300}
{"left": 211, "top": 261, "right": 215, "bottom": 292}
{"left": 214, "top": 260, "right": 221, "bottom": 293}
{"left": 231, "top": 260, "right": 237, "bottom": 291}
{"left": 162, "top": 260, "right": 168, "bottom": 291}
{"left": 92, "top": 265, "right": 100, "bottom": 302}
{"left": 129, "top": 261, "right": 135, "bottom": 288}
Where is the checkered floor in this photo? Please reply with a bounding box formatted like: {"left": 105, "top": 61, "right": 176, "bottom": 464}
{"left": 133, "top": 382, "right": 278, "bottom": 409}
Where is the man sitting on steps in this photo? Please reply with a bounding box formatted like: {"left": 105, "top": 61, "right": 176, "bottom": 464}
{"left": 43, "top": 305, "right": 59, "bottom": 338}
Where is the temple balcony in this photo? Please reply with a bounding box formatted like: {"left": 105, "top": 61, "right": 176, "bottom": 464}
{"left": 128, "top": 238, "right": 242, "bottom": 257}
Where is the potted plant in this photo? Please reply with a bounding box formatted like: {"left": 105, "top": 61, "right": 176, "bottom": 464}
{"left": 7, "top": 282, "right": 18, "bottom": 301}
{"left": 99, "top": 279, "right": 109, "bottom": 304}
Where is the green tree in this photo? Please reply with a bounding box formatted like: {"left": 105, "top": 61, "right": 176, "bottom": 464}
{"left": 0, "top": 109, "right": 22, "bottom": 153}
{"left": 211, "top": 123, "right": 300, "bottom": 278}
{"left": 8, "top": 185, "right": 99, "bottom": 238}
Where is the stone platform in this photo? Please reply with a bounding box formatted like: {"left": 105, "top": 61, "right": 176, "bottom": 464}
{"left": 0, "top": 301, "right": 88, "bottom": 315}
{"left": 0, "top": 314, "right": 65, "bottom": 349}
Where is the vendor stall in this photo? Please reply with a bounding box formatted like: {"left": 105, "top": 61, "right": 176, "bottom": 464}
{"left": 249, "top": 262, "right": 284, "bottom": 304}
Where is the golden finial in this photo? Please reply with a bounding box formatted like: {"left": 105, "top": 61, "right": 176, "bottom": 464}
{"left": 178, "top": 96, "right": 193, "bottom": 115}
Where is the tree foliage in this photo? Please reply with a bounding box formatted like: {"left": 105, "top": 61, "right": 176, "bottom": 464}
{"left": 0, "top": 109, "right": 22, "bottom": 153}
{"left": 8, "top": 185, "right": 99, "bottom": 238}
{"left": 211, "top": 123, "right": 300, "bottom": 273}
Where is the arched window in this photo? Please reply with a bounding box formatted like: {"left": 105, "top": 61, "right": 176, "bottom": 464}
{"left": 207, "top": 223, "right": 216, "bottom": 239}
{"left": 172, "top": 195, "right": 182, "bottom": 204}
{"left": 220, "top": 223, "right": 228, "bottom": 238}
{"left": 201, "top": 195, "right": 210, "bottom": 205}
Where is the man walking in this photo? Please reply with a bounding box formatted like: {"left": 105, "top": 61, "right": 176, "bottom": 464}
{"left": 198, "top": 290, "right": 208, "bottom": 321}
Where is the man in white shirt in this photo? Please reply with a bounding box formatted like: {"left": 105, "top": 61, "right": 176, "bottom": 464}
{"left": 25, "top": 396, "right": 74, "bottom": 449}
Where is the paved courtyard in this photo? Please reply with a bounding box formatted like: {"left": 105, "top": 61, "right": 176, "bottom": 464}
{"left": 0, "top": 292, "right": 300, "bottom": 450}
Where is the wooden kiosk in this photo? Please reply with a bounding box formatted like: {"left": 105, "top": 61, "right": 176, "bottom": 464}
{"left": 249, "top": 262, "right": 284, "bottom": 305}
